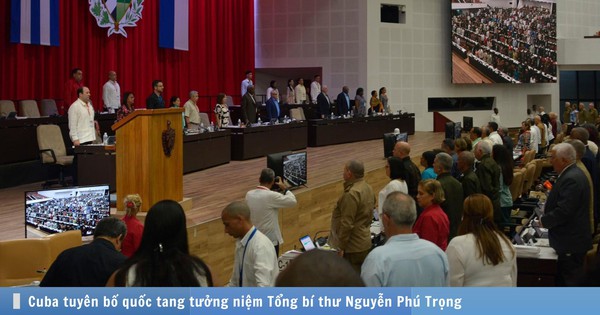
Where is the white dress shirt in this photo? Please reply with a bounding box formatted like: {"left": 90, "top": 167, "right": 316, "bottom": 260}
{"left": 310, "top": 81, "right": 321, "bottom": 104}
{"left": 102, "top": 80, "right": 121, "bottom": 111}
{"left": 241, "top": 79, "right": 253, "bottom": 97}
{"left": 488, "top": 131, "right": 503, "bottom": 146}
{"left": 377, "top": 179, "right": 408, "bottom": 219}
{"left": 246, "top": 186, "right": 297, "bottom": 245}
{"left": 68, "top": 99, "right": 96, "bottom": 144}
{"left": 529, "top": 125, "right": 540, "bottom": 153}
{"left": 446, "top": 233, "right": 517, "bottom": 287}
{"left": 227, "top": 227, "right": 279, "bottom": 287}
{"left": 490, "top": 113, "right": 501, "bottom": 125}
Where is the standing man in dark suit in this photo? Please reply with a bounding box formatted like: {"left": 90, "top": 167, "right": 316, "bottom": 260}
{"left": 474, "top": 140, "right": 501, "bottom": 226}
{"left": 540, "top": 143, "right": 592, "bottom": 286}
{"left": 242, "top": 86, "right": 257, "bottom": 124}
{"left": 392, "top": 141, "right": 421, "bottom": 200}
{"left": 336, "top": 86, "right": 351, "bottom": 116}
{"left": 457, "top": 151, "right": 481, "bottom": 199}
{"left": 316, "top": 86, "right": 332, "bottom": 119}
{"left": 266, "top": 90, "right": 282, "bottom": 123}
{"left": 146, "top": 80, "right": 165, "bottom": 109}
{"left": 434, "top": 152, "right": 464, "bottom": 240}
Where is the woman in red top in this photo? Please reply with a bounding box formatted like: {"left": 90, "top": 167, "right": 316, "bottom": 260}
{"left": 121, "top": 194, "right": 144, "bottom": 257}
{"left": 413, "top": 179, "right": 450, "bottom": 250}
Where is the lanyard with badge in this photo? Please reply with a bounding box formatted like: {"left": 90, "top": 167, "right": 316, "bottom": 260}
{"left": 239, "top": 227, "right": 257, "bottom": 287}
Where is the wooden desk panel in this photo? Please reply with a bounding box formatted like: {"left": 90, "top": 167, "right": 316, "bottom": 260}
{"left": 308, "top": 115, "right": 415, "bottom": 147}
{"left": 228, "top": 122, "right": 308, "bottom": 160}
{"left": 183, "top": 130, "right": 231, "bottom": 173}
{"left": 75, "top": 146, "right": 116, "bottom": 192}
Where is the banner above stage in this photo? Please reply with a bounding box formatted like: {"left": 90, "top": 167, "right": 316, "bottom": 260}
{"left": 89, "top": 0, "right": 144, "bottom": 37}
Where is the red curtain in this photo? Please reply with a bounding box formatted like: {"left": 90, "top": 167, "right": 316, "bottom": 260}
{"left": 0, "top": 0, "right": 254, "bottom": 113}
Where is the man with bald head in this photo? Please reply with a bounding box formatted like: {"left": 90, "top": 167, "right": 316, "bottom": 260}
{"left": 541, "top": 143, "right": 591, "bottom": 286}
{"left": 102, "top": 70, "right": 120, "bottom": 113}
{"left": 222, "top": 201, "right": 278, "bottom": 287}
{"left": 336, "top": 86, "right": 351, "bottom": 116}
{"left": 330, "top": 160, "right": 375, "bottom": 273}
{"left": 361, "top": 192, "right": 449, "bottom": 287}
{"left": 393, "top": 141, "right": 422, "bottom": 199}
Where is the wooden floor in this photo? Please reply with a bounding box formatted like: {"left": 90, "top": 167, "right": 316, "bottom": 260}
{"left": 0, "top": 131, "right": 445, "bottom": 241}
{"left": 452, "top": 53, "right": 493, "bottom": 84}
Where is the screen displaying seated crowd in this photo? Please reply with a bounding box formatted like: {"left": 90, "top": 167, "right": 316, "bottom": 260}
{"left": 451, "top": 0, "right": 557, "bottom": 84}
{"left": 25, "top": 185, "right": 111, "bottom": 238}
{"left": 283, "top": 152, "right": 307, "bottom": 188}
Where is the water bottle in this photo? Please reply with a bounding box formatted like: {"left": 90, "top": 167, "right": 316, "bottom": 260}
{"left": 238, "top": 118, "right": 242, "bottom": 126}
{"left": 200, "top": 122, "right": 205, "bottom": 132}
{"left": 330, "top": 112, "right": 334, "bottom": 119}
{"left": 210, "top": 121, "right": 214, "bottom": 132}
{"left": 258, "top": 116, "right": 262, "bottom": 124}
{"left": 102, "top": 132, "right": 108, "bottom": 145}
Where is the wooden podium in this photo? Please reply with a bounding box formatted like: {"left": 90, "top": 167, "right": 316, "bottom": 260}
{"left": 112, "top": 108, "right": 184, "bottom": 212}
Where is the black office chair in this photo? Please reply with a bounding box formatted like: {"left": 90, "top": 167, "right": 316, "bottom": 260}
{"left": 36, "top": 124, "right": 74, "bottom": 187}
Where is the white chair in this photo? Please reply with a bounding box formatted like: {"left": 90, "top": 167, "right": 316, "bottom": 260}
{"left": 199, "top": 112, "right": 210, "bottom": 127}
{"left": 0, "top": 100, "right": 16, "bottom": 117}
{"left": 19, "top": 100, "right": 41, "bottom": 118}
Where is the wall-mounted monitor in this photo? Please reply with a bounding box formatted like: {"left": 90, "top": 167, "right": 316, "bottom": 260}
{"left": 25, "top": 185, "right": 111, "bottom": 239}
{"left": 283, "top": 151, "right": 307, "bottom": 188}
{"left": 451, "top": 0, "right": 557, "bottom": 84}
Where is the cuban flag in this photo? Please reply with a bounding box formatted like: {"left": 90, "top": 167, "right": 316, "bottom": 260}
{"left": 158, "top": 0, "right": 189, "bottom": 51}
{"left": 10, "top": 0, "right": 60, "bottom": 46}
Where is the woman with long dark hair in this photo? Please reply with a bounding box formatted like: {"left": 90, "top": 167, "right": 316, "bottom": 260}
{"left": 285, "top": 79, "right": 295, "bottom": 104}
{"left": 492, "top": 144, "right": 514, "bottom": 225}
{"left": 108, "top": 200, "right": 213, "bottom": 286}
{"left": 116, "top": 92, "right": 135, "bottom": 122}
{"left": 446, "top": 194, "right": 516, "bottom": 286}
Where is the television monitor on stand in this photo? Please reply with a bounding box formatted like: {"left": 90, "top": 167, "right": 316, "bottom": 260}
{"left": 24, "top": 184, "right": 111, "bottom": 240}
{"left": 266, "top": 151, "right": 292, "bottom": 179}
{"left": 283, "top": 151, "right": 307, "bottom": 188}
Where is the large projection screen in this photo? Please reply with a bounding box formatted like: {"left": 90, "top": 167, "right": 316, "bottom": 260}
{"left": 451, "top": 0, "right": 557, "bottom": 84}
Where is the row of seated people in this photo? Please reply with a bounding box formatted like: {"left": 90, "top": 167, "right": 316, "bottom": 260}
{"left": 457, "top": 15, "right": 556, "bottom": 61}
{"left": 461, "top": 27, "right": 556, "bottom": 77}
{"left": 452, "top": 5, "right": 556, "bottom": 80}
{"left": 0, "top": 99, "right": 59, "bottom": 118}
{"left": 453, "top": 5, "right": 556, "bottom": 52}
{"left": 455, "top": 31, "right": 554, "bottom": 83}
